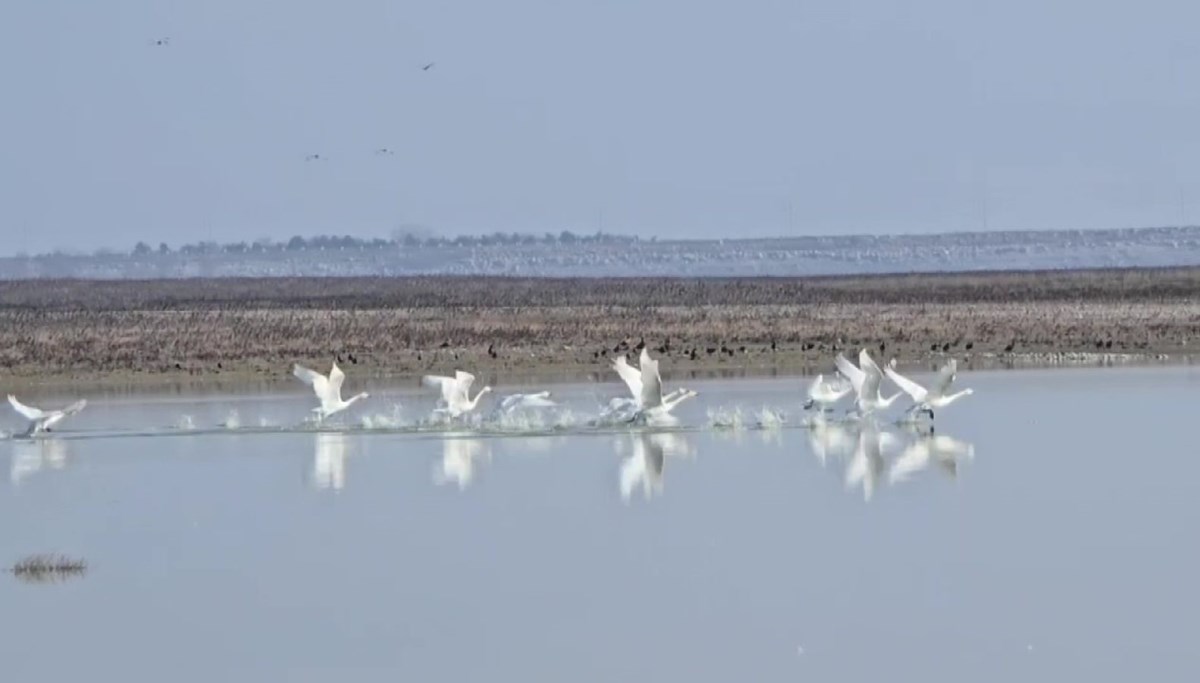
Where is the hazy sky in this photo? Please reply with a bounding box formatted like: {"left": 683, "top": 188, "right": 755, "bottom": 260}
{"left": 2, "top": 0, "right": 1199, "bottom": 254}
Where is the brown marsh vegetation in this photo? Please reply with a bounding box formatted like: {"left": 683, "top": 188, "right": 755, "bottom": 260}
{"left": 0, "top": 268, "right": 1196, "bottom": 380}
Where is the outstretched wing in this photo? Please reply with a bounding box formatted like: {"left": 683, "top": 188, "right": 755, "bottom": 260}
{"left": 328, "top": 361, "right": 346, "bottom": 395}
{"left": 834, "top": 354, "right": 866, "bottom": 393}
{"left": 932, "top": 359, "right": 957, "bottom": 396}
{"left": 422, "top": 375, "right": 459, "bottom": 404}
{"left": 454, "top": 370, "right": 476, "bottom": 402}
{"left": 611, "top": 355, "right": 643, "bottom": 399}
{"left": 61, "top": 399, "right": 87, "bottom": 416}
{"left": 858, "top": 348, "right": 884, "bottom": 377}
{"left": 884, "top": 366, "right": 928, "bottom": 402}
{"left": 638, "top": 350, "right": 663, "bottom": 409}
{"left": 294, "top": 364, "right": 330, "bottom": 398}
{"left": 7, "top": 395, "right": 46, "bottom": 420}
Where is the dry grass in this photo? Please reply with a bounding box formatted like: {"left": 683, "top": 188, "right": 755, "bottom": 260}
{"left": 0, "top": 268, "right": 1197, "bottom": 380}
{"left": 9, "top": 554, "right": 88, "bottom": 584}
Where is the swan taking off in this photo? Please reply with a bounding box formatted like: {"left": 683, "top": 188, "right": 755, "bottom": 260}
{"left": 293, "top": 361, "right": 369, "bottom": 420}
{"left": 7, "top": 395, "right": 87, "bottom": 436}
{"left": 835, "top": 349, "right": 902, "bottom": 417}
{"left": 885, "top": 359, "right": 974, "bottom": 420}
{"left": 804, "top": 373, "right": 852, "bottom": 411}
{"left": 423, "top": 370, "right": 492, "bottom": 417}
{"left": 611, "top": 349, "right": 697, "bottom": 421}
{"left": 498, "top": 391, "right": 557, "bottom": 413}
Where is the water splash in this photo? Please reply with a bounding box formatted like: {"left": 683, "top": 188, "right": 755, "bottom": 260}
{"left": 174, "top": 415, "right": 196, "bottom": 431}
{"left": 220, "top": 410, "right": 240, "bottom": 430}
{"left": 361, "top": 403, "right": 407, "bottom": 430}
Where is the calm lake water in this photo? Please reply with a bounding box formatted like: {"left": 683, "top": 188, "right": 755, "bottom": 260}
{"left": 1, "top": 366, "right": 1198, "bottom": 681}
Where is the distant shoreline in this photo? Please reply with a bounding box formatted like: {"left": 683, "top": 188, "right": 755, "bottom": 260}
{"left": 1, "top": 268, "right": 1196, "bottom": 385}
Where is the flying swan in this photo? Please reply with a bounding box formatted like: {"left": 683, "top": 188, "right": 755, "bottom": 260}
{"left": 611, "top": 349, "right": 697, "bottom": 421}
{"left": 7, "top": 395, "right": 87, "bottom": 436}
{"left": 293, "top": 361, "right": 369, "bottom": 420}
{"left": 884, "top": 359, "right": 974, "bottom": 420}
{"left": 422, "top": 370, "right": 492, "bottom": 417}
{"left": 835, "top": 349, "right": 902, "bottom": 417}
{"left": 804, "top": 373, "right": 852, "bottom": 412}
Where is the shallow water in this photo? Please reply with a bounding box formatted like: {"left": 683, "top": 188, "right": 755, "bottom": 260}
{"left": 1, "top": 367, "right": 1198, "bottom": 681}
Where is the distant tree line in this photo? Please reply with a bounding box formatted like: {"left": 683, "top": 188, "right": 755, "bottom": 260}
{"left": 23, "top": 230, "right": 641, "bottom": 259}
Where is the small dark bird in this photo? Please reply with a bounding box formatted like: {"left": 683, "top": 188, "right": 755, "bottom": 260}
{"left": 1095, "top": 340, "right": 1104, "bottom": 349}
{"left": 337, "top": 353, "right": 344, "bottom": 363}
{"left": 1004, "top": 341, "right": 1015, "bottom": 353}
{"left": 689, "top": 348, "right": 698, "bottom": 361}
{"left": 348, "top": 353, "right": 358, "bottom": 364}
{"left": 930, "top": 343, "right": 939, "bottom": 352}
{"left": 738, "top": 346, "right": 746, "bottom": 353}
{"left": 965, "top": 341, "right": 974, "bottom": 351}
{"left": 152, "top": 38, "right": 170, "bottom": 46}
{"left": 879, "top": 341, "right": 886, "bottom": 354}
{"left": 488, "top": 344, "right": 497, "bottom": 359}
{"left": 305, "top": 153, "right": 322, "bottom": 162}
{"left": 771, "top": 339, "right": 777, "bottom": 352}
{"left": 600, "top": 348, "right": 608, "bottom": 357}
{"left": 612, "top": 343, "right": 622, "bottom": 353}
{"left": 175, "top": 362, "right": 182, "bottom": 370}
{"left": 706, "top": 347, "right": 716, "bottom": 355}
{"left": 422, "top": 62, "right": 435, "bottom": 71}
{"left": 942, "top": 343, "right": 950, "bottom": 353}
{"left": 1105, "top": 340, "right": 1113, "bottom": 349}
{"left": 634, "top": 337, "right": 645, "bottom": 352}
{"left": 375, "top": 147, "right": 395, "bottom": 156}
{"left": 217, "top": 362, "right": 223, "bottom": 370}
{"left": 440, "top": 341, "right": 450, "bottom": 348}
{"left": 417, "top": 353, "right": 422, "bottom": 361}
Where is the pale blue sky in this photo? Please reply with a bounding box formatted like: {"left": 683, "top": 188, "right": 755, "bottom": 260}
{"left": 2, "top": 0, "right": 1199, "bottom": 254}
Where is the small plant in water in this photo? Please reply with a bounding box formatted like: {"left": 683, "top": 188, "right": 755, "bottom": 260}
{"left": 9, "top": 554, "right": 88, "bottom": 584}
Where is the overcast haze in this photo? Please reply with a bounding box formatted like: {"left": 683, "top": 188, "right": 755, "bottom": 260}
{"left": 2, "top": 0, "right": 1199, "bottom": 255}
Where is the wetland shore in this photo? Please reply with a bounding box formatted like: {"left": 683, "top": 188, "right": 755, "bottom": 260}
{"left": 1, "top": 267, "right": 1197, "bottom": 387}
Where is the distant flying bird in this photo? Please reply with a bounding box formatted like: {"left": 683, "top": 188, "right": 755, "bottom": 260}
{"left": 151, "top": 38, "right": 170, "bottom": 46}
{"left": 375, "top": 148, "right": 395, "bottom": 156}
{"left": 293, "top": 361, "right": 369, "bottom": 420}
{"left": 305, "top": 153, "right": 322, "bottom": 162}
{"left": 421, "top": 62, "right": 435, "bottom": 71}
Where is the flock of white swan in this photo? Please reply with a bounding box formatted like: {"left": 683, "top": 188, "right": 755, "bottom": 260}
{"left": 4, "top": 346, "right": 972, "bottom": 437}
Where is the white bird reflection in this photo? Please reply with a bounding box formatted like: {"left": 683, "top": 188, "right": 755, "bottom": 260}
{"left": 844, "top": 425, "right": 899, "bottom": 502}
{"left": 433, "top": 437, "right": 490, "bottom": 490}
{"left": 618, "top": 431, "right": 695, "bottom": 502}
{"left": 803, "top": 420, "right": 976, "bottom": 501}
{"left": 889, "top": 429, "right": 975, "bottom": 484}
{"left": 9, "top": 438, "right": 69, "bottom": 485}
{"left": 312, "top": 432, "right": 350, "bottom": 491}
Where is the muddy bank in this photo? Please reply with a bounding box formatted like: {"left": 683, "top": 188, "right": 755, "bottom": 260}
{"left": 0, "top": 268, "right": 1196, "bottom": 386}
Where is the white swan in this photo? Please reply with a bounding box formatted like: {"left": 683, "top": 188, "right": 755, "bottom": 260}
{"left": 498, "top": 391, "right": 557, "bottom": 413}
{"left": 835, "top": 349, "right": 902, "bottom": 417}
{"left": 803, "top": 373, "right": 852, "bottom": 412}
{"left": 7, "top": 395, "right": 87, "bottom": 436}
{"left": 422, "top": 370, "right": 492, "bottom": 417}
{"left": 885, "top": 359, "right": 974, "bottom": 420}
{"left": 293, "top": 361, "right": 369, "bottom": 420}
{"left": 611, "top": 349, "right": 697, "bottom": 421}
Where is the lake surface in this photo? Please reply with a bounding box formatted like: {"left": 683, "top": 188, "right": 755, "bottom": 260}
{"left": 1, "top": 367, "right": 1198, "bottom": 681}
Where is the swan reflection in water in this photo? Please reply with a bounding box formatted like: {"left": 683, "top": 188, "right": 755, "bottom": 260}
{"left": 433, "top": 436, "right": 491, "bottom": 490}
{"left": 9, "top": 438, "right": 70, "bottom": 485}
{"left": 312, "top": 432, "right": 351, "bottom": 491}
{"left": 618, "top": 431, "right": 695, "bottom": 502}
{"left": 807, "top": 420, "right": 975, "bottom": 501}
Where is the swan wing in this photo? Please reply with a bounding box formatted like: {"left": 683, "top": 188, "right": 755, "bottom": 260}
{"left": 328, "top": 361, "right": 347, "bottom": 396}
{"left": 421, "top": 375, "right": 459, "bottom": 404}
{"left": 612, "top": 355, "right": 643, "bottom": 398}
{"left": 834, "top": 354, "right": 866, "bottom": 393}
{"left": 638, "top": 352, "right": 663, "bottom": 409}
{"left": 932, "top": 359, "right": 958, "bottom": 396}
{"left": 454, "top": 370, "right": 476, "bottom": 401}
{"left": 7, "top": 395, "right": 45, "bottom": 420}
{"left": 61, "top": 399, "right": 87, "bottom": 416}
{"left": 884, "top": 366, "right": 928, "bottom": 402}
{"left": 858, "top": 348, "right": 884, "bottom": 377}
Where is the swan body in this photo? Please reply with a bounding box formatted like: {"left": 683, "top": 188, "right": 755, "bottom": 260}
{"left": 423, "top": 370, "right": 492, "bottom": 417}
{"left": 835, "top": 349, "right": 902, "bottom": 416}
{"left": 294, "top": 361, "right": 369, "bottom": 420}
{"left": 499, "top": 391, "right": 556, "bottom": 413}
{"left": 804, "top": 373, "right": 852, "bottom": 411}
{"left": 611, "top": 349, "right": 697, "bottom": 421}
{"left": 7, "top": 395, "right": 87, "bottom": 435}
{"left": 885, "top": 359, "right": 974, "bottom": 419}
